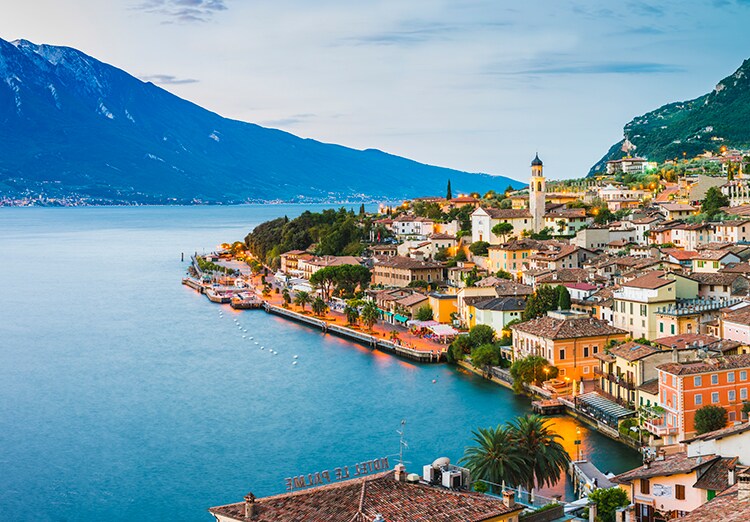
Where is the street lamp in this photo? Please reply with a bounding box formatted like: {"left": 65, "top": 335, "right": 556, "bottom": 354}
{"left": 574, "top": 427, "right": 582, "bottom": 461}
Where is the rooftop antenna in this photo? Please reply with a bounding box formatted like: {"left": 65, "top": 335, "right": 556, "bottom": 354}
{"left": 397, "top": 419, "right": 408, "bottom": 465}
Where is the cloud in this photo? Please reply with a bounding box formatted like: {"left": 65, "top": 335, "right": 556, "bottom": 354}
{"left": 139, "top": 74, "right": 199, "bottom": 84}
{"left": 491, "top": 60, "right": 684, "bottom": 76}
{"left": 261, "top": 113, "right": 316, "bottom": 127}
{"left": 134, "top": 0, "right": 227, "bottom": 23}
{"left": 341, "top": 19, "right": 510, "bottom": 46}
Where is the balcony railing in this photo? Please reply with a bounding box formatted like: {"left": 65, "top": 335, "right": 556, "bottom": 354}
{"left": 644, "top": 419, "right": 678, "bottom": 437}
{"left": 595, "top": 369, "right": 636, "bottom": 390}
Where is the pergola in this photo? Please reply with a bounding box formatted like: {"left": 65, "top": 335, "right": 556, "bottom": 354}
{"left": 575, "top": 392, "right": 636, "bottom": 429}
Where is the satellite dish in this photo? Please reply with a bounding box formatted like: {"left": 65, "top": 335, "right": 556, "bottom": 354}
{"left": 432, "top": 457, "right": 451, "bottom": 469}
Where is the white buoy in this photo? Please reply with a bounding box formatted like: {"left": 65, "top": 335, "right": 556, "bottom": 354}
{"left": 292, "top": 361, "right": 298, "bottom": 365}
{"left": 293, "top": 355, "right": 298, "bottom": 359}
{"left": 243, "top": 329, "right": 247, "bottom": 332}
{"left": 261, "top": 347, "right": 264, "bottom": 350}
{"left": 249, "top": 336, "right": 253, "bottom": 340}
{"left": 254, "top": 342, "right": 259, "bottom": 345}
{"left": 242, "top": 335, "right": 246, "bottom": 338}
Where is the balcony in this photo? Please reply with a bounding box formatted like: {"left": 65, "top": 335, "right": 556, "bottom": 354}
{"left": 594, "top": 369, "right": 636, "bottom": 390}
{"left": 644, "top": 418, "right": 678, "bottom": 437}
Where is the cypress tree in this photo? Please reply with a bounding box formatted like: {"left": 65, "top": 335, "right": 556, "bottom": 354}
{"left": 359, "top": 203, "right": 365, "bottom": 215}
{"left": 446, "top": 179, "right": 452, "bottom": 200}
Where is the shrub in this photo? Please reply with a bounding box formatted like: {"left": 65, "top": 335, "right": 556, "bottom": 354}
{"left": 694, "top": 405, "right": 728, "bottom": 434}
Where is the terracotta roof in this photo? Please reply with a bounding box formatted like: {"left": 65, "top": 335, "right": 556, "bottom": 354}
{"left": 607, "top": 341, "right": 661, "bottom": 362}
{"left": 493, "top": 281, "right": 534, "bottom": 297}
{"left": 673, "top": 483, "right": 749, "bottom": 522}
{"left": 692, "top": 458, "right": 740, "bottom": 492}
{"left": 478, "top": 207, "right": 532, "bottom": 219}
{"left": 613, "top": 453, "right": 719, "bottom": 483}
{"left": 510, "top": 315, "right": 627, "bottom": 340}
{"left": 396, "top": 293, "right": 428, "bottom": 307}
{"left": 490, "top": 238, "right": 543, "bottom": 251}
{"left": 683, "top": 421, "right": 750, "bottom": 444}
{"left": 375, "top": 256, "right": 444, "bottom": 270}
{"left": 695, "top": 250, "right": 735, "bottom": 261}
{"left": 663, "top": 249, "right": 699, "bottom": 261}
{"left": 450, "top": 196, "right": 480, "bottom": 203}
{"left": 723, "top": 307, "right": 750, "bottom": 326}
{"left": 545, "top": 208, "right": 586, "bottom": 218}
{"left": 720, "top": 262, "right": 750, "bottom": 273}
{"left": 659, "top": 203, "right": 698, "bottom": 212}
{"left": 530, "top": 245, "right": 580, "bottom": 262}
{"left": 564, "top": 282, "right": 599, "bottom": 291}
{"left": 683, "top": 272, "right": 744, "bottom": 286}
{"left": 622, "top": 271, "right": 671, "bottom": 289}
{"left": 208, "top": 471, "right": 523, "bottom": 522}
{"left": 282, "top": 249, "right": 307, "bottom": 256}
{"left": 632, "top": 216, "right": 662, "bottom": 224}
{"left": 428, "top": 233, "right": 456, "bottom": 240}
{"left": 657, "top": 353, "right": 750, "bottom": 376}
{"left": 653, "top": 334, "right": 741, "bottom": 353}
{"left": 537, "top": 269, "right": 606, "bottom": 285}
{"left": 638, "top": 378, "right": 659, "bottom": 395}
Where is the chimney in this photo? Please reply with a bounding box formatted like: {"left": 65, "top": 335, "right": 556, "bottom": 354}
{"left": 728, "top": 466, "right": 736, "bottom": 486}
{"left": 739, "top": 472, "right": 750, "bottom": 502}
{"left": 671, "top": 345, "right": 679, "bottom": 363}
{"left": 244, "top": 493, "right": 257, "bottom": 519}
{"left": 502, "top": 490, "right": 516, "bottom": 509}
{"left": 589, "top": 502, "right": 598, "bottom": 522}
{"left": 394, "top": 463, "right": 407, "bottom": 482}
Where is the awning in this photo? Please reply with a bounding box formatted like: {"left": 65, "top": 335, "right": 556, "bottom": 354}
{"left": 394, "top": 314, "right": 409, "bottom": 323}
{"left": 428, "top": 324, "right": 458, "bottom": 337}
{"left": 407, "top": 320, "right": 439, "bottom": 327}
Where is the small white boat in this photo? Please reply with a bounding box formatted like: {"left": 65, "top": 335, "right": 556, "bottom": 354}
{"left": 293, "top": 355, "right": 298, "bottom": 359}
{"left": 292, "top": 361, "right": 297, "bottom": 365}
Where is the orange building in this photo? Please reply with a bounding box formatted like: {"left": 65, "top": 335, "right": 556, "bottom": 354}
{"left": 649, "top": 353, "right": 750, "bottom": 445}
{"left": 510, "top": 310, "right": 628, "bottom": 382}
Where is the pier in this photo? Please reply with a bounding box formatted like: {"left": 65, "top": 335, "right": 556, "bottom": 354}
{"left": 569, "top": 459, "right": 616, "bottom": 498}
{"left": 531, "top": 398, "right": 565, "bottom": 415}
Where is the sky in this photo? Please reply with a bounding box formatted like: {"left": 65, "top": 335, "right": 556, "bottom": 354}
{"left": 2, "top": 0, "right": 750, "bottom": 181}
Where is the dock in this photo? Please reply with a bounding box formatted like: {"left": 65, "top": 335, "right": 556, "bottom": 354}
{"left": 531, "top": 398, "right": 565, "bottom": 415}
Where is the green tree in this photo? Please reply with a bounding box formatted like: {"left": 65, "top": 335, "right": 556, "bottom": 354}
{"left": 311, "top": 296, "right": 328, "bottom": 317}
{"left": 463, "top": 266, "right": 481, "bottom": 287}
{"left": 557, "top": 285, "right": 572, "bottom": 311}
{"left": 309, "top": 266, "right": 337, "bottom": 300}
{"left": 454, "top": 250, "right": 467, "bottom": 262}
{"left": 446, "top": 179, "right": 452, "bottom": 200}
{"left": 293, "top": 291, "right": 311, "bottom": 311}
{"left": 408, "top": 280, "right": 430, "bottom": 289}
{"left": 446, "top": 335, "right": 473, "bottom": 363}
{"left": 523, "top": 284, "right": 559, "bottom": 320}
{"left": 343, "top": 301, "right": 360, "bottom": 325}
{"left": 587, "top": 487, "right": 630, "bottom": 522}
{"left": 282, "top": 289, "right": 291, "bottom": 308}
{"left": 556, "top": 219, "right": 567, "bottom": 235}
{"left": 471, "top": 343, "right": 502, "bottom": 372}
{"left": 415, "top": 305, "right": 434, "bottom": 321}
{"left": 492, "top": 222, "right": 514, "bottom": 242}
{"left": 702, "top": 186, "right": 730, "bottom": 218}
{"left": 510, "top": 355, "right": 558, "bottom": 393}
{"left": 360, "top": 301, "right": 379, "bottom": 330}
{"left": 694, "top": 405, "right": 728, "bottom": 434}
{"left": 468, "top": 324, "right": 496, "bottom": 346}
{"left": 469, "top": 241, "right": 490, "bottom": 256}
{"left": 510, "top": 414, "right": 571, "bottom": 492}
{"left": 459, "top": 425, "right": 526, "bottom": 489}
{"left": 359, "top": 203, "right": 366, "bottom": 215}
{"left": 332, "top": 264, "right": 372, "bottom": 298}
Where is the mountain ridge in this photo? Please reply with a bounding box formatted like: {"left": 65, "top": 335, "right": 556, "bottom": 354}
{"left": 0, "top": 37, "right": 523, "bottom": 204}
{"left": 589, "top": 58, "right": 750, "bottom": 176}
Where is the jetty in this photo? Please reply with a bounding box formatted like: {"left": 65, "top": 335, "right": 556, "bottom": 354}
{"left": 569, "top": 459, "right": 616, "bottom": 498}
{"left": 531, "top": 398, "right": 565, "bottom": 415}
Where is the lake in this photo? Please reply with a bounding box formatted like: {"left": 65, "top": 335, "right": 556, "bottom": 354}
{"left": 0, "top": 205, "right": 640, "bottom": 521}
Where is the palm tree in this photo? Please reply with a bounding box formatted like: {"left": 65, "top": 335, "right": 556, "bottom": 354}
{"left": 459, "top": 425, "right": 526, "bottom": 490}
{"left": 282, "top": 289, "right": 291, "bottom": 308}
{"left": 509, "top": 414, "right": 570, "bottom": 492}
{"left": 311, "top": 296, "right": 328, "bottom": 317}
{"left": 343, "top": 302, "right": 360, "bottom": 325}
{"left": 294, "top": 291, "right": 311, "bottom": 311}
{"left": 360, "top": 301, "right": 379, "bottom": 331}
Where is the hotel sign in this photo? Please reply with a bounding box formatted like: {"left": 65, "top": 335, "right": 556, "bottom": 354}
{"left": 285, "top": 457, "right": 390, "bottom": 491}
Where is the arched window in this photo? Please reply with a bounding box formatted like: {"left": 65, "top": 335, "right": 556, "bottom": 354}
{"left": 537, "top": 181, "right": 542, "bottom": 192}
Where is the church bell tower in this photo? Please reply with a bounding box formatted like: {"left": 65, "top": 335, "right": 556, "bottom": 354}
{"left": 529, "top": 153, "right": 545, "bottom": 233}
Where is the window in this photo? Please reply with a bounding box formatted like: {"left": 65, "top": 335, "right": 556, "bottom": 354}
{"left": 593, "top": 346, "right": 599, "bottom": 354}
{"left": 676, "top": 485, "right": 685, "bottom": 500}
{"left": 742, "top": 388, "right": 748, "bottom": 401}
{"left": 559, "top": 349, "right": 565, "bottom": 360}
{"left": 728, "top": 372, "right": 735, "bottom": 383}
{"left": 729, "top": 390, "right": 736, "bottom": 402}
{"left": 672, "top": 376, "right": 677, "bottom": 387}
{"left": 712, "top": 392, "right": 720, "bottom": 403}
{"left": 695, "top": 394, "right": 703, "bottom": 405}
{"left": 730, "top": 411, "right": 736, "bottom": 422}
{"left": 640, "top": 479, "right": 650, "bottom": 495}
{"left": 671, "top": 324, "right": 675, "bottom": 335}
{"left": 584, "top": 366, "right": 590, "bottom": 374}
{"left": 741, "top": 371, "right": 747, "bottom": 381}
{"left": 583, "top": 346, "right": 589, "bottom": 357}
{"left": 660, "top": 322, "right": 664, "bottom": 333}
{"left": 711, "top": 374, "right": 719, "bottom": 385}
{"left": 694, "top": 376, "right": 702, "bottom": 387}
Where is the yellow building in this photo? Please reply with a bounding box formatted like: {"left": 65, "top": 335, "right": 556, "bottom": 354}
{"left": 488, "top": 239, "right": 541, "bottom": 279}
{"left": 427, "top": 292, "right": 458, "bottom": 324}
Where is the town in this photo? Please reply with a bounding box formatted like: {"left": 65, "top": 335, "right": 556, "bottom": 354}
{"left": 193, "top": 144, "right": 750, "bottom": 522}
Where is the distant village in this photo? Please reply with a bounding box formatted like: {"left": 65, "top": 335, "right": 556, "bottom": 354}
{"left": 212, "top": 144, "right": 750, "bottom": 522}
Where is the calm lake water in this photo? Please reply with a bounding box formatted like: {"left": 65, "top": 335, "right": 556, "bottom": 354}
{"left": 0, "top": 205, "right": 640, "bottom": 521}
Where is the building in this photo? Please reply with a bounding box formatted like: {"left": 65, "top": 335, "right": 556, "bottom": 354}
{"left": 470, "top": 207, "right": 532, "bottom": 244}
{"left": 279, "top": 249, "right": 311, "bottom": 275}
{"left": 470, "top": 296, "right": 526, "bottom": 333}
{"left": 674, "top": 474, "right": 750, "bottom": 522}
{"left": 299, "top": 255, "right": 363, "bottom": 280}
{"left": 613, "top": 272, "right": 691, "bottom": 341}
{"left": 613, "top": 453, "right": 738, "bottom": 522}
{"left": 543, "top": 207, "right": 590, "bottom": 236}
{"left": 692, "top": 250, "right": 741, "bottom": 273}
{"left": 652, "top": 353, "right": 750, "bottom": 443}
{"left": 684, "top": 422, "right": 750, "bottom": 465}
{"left": 606, "top": 156, "right": 651, "bottom": 175}
{"left": 680, "top": 272, "right": 749, "bottom": 300}
{"left": 720, "top": 307, "right": 750, "bottom": 346}
{"left": 372, "top": 256, "right": 444, "bottom": 288}
{"left": 529, "top": 244, "right": 595, "bottom": 271}
{"left": 427, "top": 292, "right": 458, "bottom": 324}
{"left": 510, "top": 310, "right": 628, "bottom": 381}
{"left": 529, "top": 154, "right": 546, "bottom": 233}
{"left": 209, "top": 465, "right": 525, "bottom": 522}
{"left": 712, "top": 220, "right": 750, "bottom": 243}
{"left": 392, "top": 215, "right": 435, "bottom": 239}
{"left": 657, "top": 203, "right": 700, "bottom": 221}
{"left": 487, "top": 239, "right": 542, "bottom": 278}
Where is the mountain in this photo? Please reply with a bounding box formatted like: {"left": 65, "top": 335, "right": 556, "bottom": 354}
{"left": 589, "top": 58, "right": 750, "bottom": 176}
{"left": 0, "top": 38, "right": 522, "bottom": 204}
